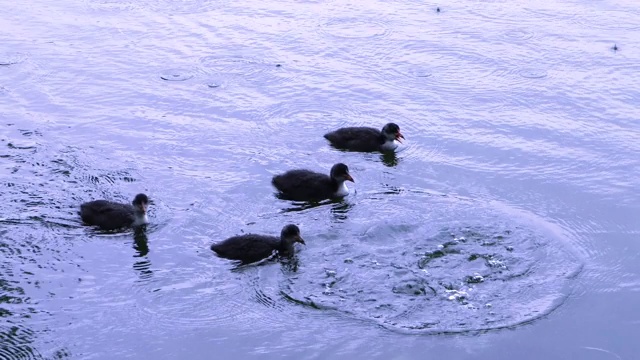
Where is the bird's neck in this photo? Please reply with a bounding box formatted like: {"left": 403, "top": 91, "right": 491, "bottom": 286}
{"left": 334, "top": 180, "right": 349, "bottom": 196}
{"left": 132, "top": 211, "right": 148, "bottom": 226}
{"left": 379, "top": 133, "right": 398, "bottom": 150}
{"left": 278, "top": 238, "right": 296, "bottom": 255}
{"left": 380, "top": 138, "right": 398, "bottom": 151}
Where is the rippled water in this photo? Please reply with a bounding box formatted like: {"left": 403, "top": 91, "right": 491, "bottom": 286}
{"left": 1, "top": 0, "right": 639, "bottom": 359}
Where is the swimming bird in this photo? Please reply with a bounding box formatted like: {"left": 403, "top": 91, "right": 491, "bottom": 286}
{"left": 80, "top": 193, "right": 149, "bottom": 230}
{"left": 272, "top": 163, "right": 354, "bottom": 201}
{"left": 324, "top": 123, "right": 405, "bottom": 152}
{"left": 211, "top": 224, "right": 305, "bottom": 264}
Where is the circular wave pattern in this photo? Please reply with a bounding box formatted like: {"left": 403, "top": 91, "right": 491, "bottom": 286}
{"left": 83, "top": 0, "right": 138, "bottom": 11}
{"left": 517, "top": 68, "right": 548, "bottom": 79}
{"left": 573, "top": 9, "right": 640, "bottom": 31}
{"left": 160, "top": 69, "right": 195, "bottom": 82}
{"left": 1, "top": 126, "right": 80, "bottom": 359}
{"left": 502, "top": 28, "right": 535, "bottom": 41}
{"left": 281, "top": 196, "right": 582, "bottom": 334}
{"left": 84, "top": 0, "right": 231, "bottom": 14}
{"left": 0, "top": 326, "right": 43, "bottom": 360}
{"left": 0, "top": 52, "right": 27, "bottom": 66}
{"left": 318, "top": 17, "right": 392, "bottom": 39}
{"left": 148, "top": 0, "right": 232, "bottom": 14}
{"left": 200, "top": 55, "right": 280, "bottom": 77}
{"left": 198, "top": 54, "right": 289, "bottom": 89}
{"left": 388, "top": 63, "right": 435, "bottom": 80}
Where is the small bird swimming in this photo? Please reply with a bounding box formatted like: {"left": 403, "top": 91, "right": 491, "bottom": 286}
{"left": 272, "top": 163, "right": 354, "bottom": 202}
{"left": 324, "top": 123, "right": 405, "bottom": 152}
{"left": 80, "top": 193, "right": 149, "bottom": 231}
{"left": 211, "top": 224, "right": 305, "bottom": 265}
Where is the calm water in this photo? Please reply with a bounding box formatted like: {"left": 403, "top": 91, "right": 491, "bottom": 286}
{"left": 1, "top": 0, "right": 639, "bottom": 359}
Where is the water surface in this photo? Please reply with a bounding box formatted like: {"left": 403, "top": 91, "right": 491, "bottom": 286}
{"left": 1, "top": 0, "right": 639, "bottom": 359}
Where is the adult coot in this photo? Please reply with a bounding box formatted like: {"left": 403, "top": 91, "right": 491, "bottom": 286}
{"left": 324, "top": 122, "right": 405, "bottom": 152}
{"left": 211, "top": 224, "right": 305, "bottom": 264}
{"left": 80, "top": 193, "right": 149, "bottom": 230}
{"left": 272, "top": 163, "right": 354, "bottom": 201}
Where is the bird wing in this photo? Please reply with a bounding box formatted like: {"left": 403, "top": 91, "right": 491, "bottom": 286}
{"left": 324, "top": 127, "right": 380, "bottom": 150}
{"left": 271, "top": 170, "right": 332, "bottom": 200}
{"left": 212, "top": 235, "right": 278, "bottom": 263}
{"left": 80, "top": 200, "right": 133, "bottom": 227}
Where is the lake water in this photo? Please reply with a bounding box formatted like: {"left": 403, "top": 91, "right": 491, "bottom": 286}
{"left": 1, "top": 0, "right": 639, "bottom": 359}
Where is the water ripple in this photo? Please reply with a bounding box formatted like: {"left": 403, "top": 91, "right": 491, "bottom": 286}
{"left": 318, "top": 17, "right": 392, "bottom": 39}
{"left": 199, "top": 51, "right": 287, "bottom": 88}
{"left": 2, "top": 0, "right": 639, "bottom": 356}
{"left": 84, "top": 0, "right": 232, "bottom": 14}
{"left": 501, "top": 28, "right": 536, "bottom": 41}
{"left": 572, "top": 9, "right": 640, "bottom": 31}
{"left": 278, "top": 195, "right": 582, "bottom": 334}
{"left": 160, "top": 69, "right": 195, "bottom": 82}
{"left": 516, "top": 68, "right": 548, "bottom": 79}
{"left": 0, "top": 326, "right": 44, "bottom": 360}
{"left": 0, "top": 52, "right": 27, "bottom": 66}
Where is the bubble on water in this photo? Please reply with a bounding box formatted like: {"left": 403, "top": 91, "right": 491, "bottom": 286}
{"left": 518, "top": 68, "right": 548, "bottom": 79}
{"left": 160, "top": 69, "right": 194, "bottom": 81}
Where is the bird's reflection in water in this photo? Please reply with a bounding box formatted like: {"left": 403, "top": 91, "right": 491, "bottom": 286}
{"left": 280, "top": 197, "right": 352, "bottom": 214}
{"left": 229, "top": 256, "right": 275, "bottom": 272}
{"left": 380, "top": 184, "right": 404, "bottom": 196}
{"left": 281, "top": 201, "right": 329, "bottom": 213}
{"left": 132, "top": 226, "right": 149, "bottom": 257}
{"left": 279, "top": 196, "right": 354, "bottom": 222}
{"left": 132, "top": 225, "right": 153, "bottom": 281}
{"left": 228, "top": 253, "right": 301, "bottom": 273}
{"left": 380, "top": 151, "right": 399, "bottom": 167}
{"left": 330, "top": 201, "right": 353, "bottom": 222}
{"left": 280, "top": 255, "right": 300, "bottom": 273}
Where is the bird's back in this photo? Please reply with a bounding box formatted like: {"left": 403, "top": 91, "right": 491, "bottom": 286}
{"left": 272, "top": 169, "right": 334, "bottom": 201}
{"left": 80, "top": 200, "right": 134, "bottom": 230}
{"left": 211, "top": 234, "right": 279, "bottom": 264}
{"left": 324, "top": 126, "right": 381, "bottom": 152}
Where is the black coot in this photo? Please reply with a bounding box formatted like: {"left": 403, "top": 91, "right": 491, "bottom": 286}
{"left": 80, "top": 193, "right": 149, "bottom": 230}
{"left": 272, "top": 163, "right": 354, "bottom": 202}
{"left": 324, "top": 122, "right": 405, "bottom": 152}
{"left": 211, "top": 224, "right": 305, "bottom": 264}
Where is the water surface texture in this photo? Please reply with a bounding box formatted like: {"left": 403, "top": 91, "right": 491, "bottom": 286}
{"left": 1, "top": 0, "right": 639, "bottom": 359}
